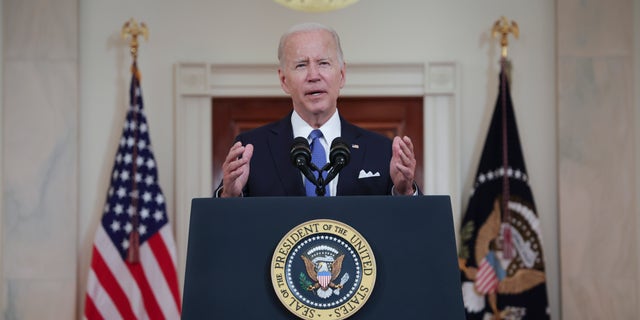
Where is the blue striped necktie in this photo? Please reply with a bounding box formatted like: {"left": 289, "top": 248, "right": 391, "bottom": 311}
{"left": 305, "top": 129, "right": 329, "bottom": 196}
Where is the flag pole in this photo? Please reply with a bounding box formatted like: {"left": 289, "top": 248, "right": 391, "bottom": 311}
{"left": 491, "top": 16, "right": 519, "bottom": 260}
{"left": 121, "top": 18, "right": 149, "bottom": 264}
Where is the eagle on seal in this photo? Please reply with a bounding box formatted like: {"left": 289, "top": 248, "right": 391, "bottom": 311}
{"left": 302, "top": 254, "right": 345, "bottom": 298}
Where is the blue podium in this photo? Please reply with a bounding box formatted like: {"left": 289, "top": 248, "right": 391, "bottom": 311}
{"left": 182, "top": 195, "right": 464, "bottom": 319}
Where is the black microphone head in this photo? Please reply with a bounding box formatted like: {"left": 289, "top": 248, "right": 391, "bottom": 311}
{"left": 290, "top": 137, "right": 311, "bottom": 167}
{"left": 330, "top": 137, "right": 350, "bottom": 167}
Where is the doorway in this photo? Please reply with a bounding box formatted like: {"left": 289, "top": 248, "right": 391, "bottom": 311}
{"left": 211, "top": 97, "right": 424, "bottom": 191}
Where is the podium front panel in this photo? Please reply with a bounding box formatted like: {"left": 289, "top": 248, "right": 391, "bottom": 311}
{"left": 182, "top": 195, "right": 464, "bottom": 319}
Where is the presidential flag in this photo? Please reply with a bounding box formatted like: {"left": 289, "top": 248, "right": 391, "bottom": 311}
{"left": 84, "top": 62, "right": 181, "bottom": 319}
{"left": 458, "top": 59, "right": 549, "bottom": 320}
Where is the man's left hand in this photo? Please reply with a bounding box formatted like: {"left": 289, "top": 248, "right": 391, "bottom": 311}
{"left": 390, "top": 136, "right": 417, "bottom": 195}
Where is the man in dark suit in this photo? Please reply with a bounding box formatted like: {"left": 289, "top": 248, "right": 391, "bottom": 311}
{"left": 218, "top": 22, "right": 419, "bottom": 197}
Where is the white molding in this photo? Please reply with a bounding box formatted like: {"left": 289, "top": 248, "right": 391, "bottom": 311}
{"left": 174, "top": 61, "right": 461, "bottom": 287}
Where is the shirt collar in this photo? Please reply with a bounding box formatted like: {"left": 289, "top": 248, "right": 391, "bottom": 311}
{"left": 291, "top": 109, "right": 341, "bottom": 144}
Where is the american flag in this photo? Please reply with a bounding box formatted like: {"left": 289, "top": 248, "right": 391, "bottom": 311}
{"left": 84, "top": 63, "right": 181, "bottom": 319}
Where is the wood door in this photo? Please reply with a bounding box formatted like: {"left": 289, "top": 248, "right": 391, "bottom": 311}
{"left": 212, "top": 97, "right": 424, "bottom": 190}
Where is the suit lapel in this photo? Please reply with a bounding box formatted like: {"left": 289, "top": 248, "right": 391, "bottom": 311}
{"left": 337, "top": 118, "right": 364, "bottom": 195}
{"left": 265, "top": 114, "right": 372, "bottom": 196}
{"left": 267, "top": 113, "right": 306, "bottom": 196}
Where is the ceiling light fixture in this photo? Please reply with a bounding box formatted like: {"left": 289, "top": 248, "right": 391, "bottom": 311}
{"left": 274, "top": 0, "right": 360, "bottom": 13}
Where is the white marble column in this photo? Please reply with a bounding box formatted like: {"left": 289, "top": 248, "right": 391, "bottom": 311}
{"left": 2, "top": 0, "right": 79, "bottom": 318}
{"left": 558, "top": 0, "right": 637, "bottom": 318}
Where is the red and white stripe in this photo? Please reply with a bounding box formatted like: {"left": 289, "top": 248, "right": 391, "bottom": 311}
{"left": 475, "top": 257, "right": 499, "bottom": 294}
{"left": 85, "top": 225, "right": 181, "bottom": 319}
{"left": 318, "top": 274, "right": 331, "bottom": 289}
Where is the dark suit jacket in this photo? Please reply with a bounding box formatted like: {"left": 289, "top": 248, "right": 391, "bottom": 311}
{"left": 224, "top": 112, "right": 398, "bottom": 196}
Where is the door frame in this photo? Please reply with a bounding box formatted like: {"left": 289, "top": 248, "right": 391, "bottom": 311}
{"left": 210, "top": 96, "right": 425, "bottom": 192}
{"left": 174, "top": 61, "right": 460, "bottom": 287}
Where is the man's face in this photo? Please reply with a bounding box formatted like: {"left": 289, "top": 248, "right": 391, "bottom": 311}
{"left": 278, "top": 29, "right": 345, "bottom": 127}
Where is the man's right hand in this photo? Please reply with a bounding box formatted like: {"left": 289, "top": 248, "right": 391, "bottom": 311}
{"left": 220, "top": 141, "right": 254, "bottom": 197}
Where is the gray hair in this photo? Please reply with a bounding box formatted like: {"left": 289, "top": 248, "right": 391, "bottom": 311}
{"left": 277, "top": 22, "right": 344, "bottom": 67}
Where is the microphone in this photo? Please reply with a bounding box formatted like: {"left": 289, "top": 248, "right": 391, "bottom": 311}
{"left": 290, "top": 137, "right": 318, "bottom": 186}
{"left": 329, "top": 137, "right": 350, "bottom": 168}
{"left": 324, "top": 137, "right": 351, "bottom": 185}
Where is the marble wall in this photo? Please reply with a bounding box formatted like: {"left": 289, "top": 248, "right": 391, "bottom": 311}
{"left": 558, "top": 0, "right": 638, "bottom": 319}
{"left": 1, "top": 0, "right": 79, "bottom": 318}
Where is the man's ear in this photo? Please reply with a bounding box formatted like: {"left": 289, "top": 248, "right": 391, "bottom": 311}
{"left": 339, "top": 63, "right": 346, "bottom": 89}
{"left": 278, "top": 68, "right": 290, "bottom": 94}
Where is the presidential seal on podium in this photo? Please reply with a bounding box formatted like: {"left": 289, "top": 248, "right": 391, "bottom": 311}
{"left": 271, "top": 219, "right": 376, "bottom": 319}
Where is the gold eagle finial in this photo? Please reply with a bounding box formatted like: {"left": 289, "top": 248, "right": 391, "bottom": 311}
{"left": 491, "top": 16, "right": 519, "bottom": 58}
{"left": 121, "top": 18, "right": 149, "bottom": 61}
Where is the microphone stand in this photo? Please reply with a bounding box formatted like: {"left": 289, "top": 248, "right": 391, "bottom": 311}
{"left": 312, "top": 163, "right": 335, "bottom": 196}
{"left": 307, "top": 163, "right": 325, "bottom": 196}
{"left": 315, "top": 176, "right": 326, "bottom": 196}
{"left": 291, "top": 136, "right": 350, "bottom": 197}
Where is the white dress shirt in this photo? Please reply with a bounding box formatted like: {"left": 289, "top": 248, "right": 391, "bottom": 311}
{"left": 291, "top": 109, "right": 341, "bottom": 196}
